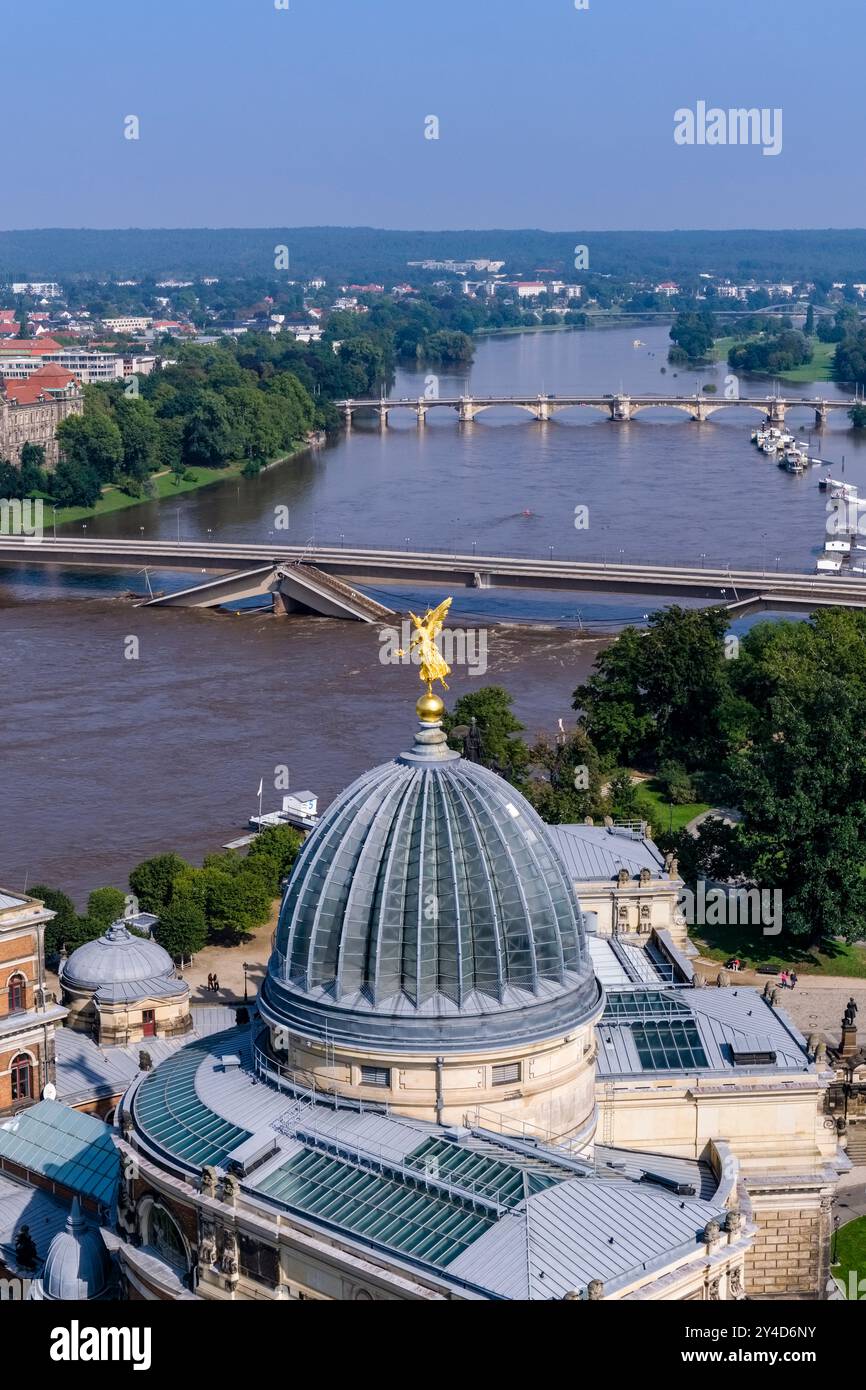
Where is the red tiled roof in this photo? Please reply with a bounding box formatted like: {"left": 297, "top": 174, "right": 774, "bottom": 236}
{"left": 0, "top": 336, "right": 63, "bottom": 355}
{"left": 2, "top": 363, "right": 79, "bottom": 404}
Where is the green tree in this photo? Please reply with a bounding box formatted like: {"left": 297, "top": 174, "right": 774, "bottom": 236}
{"left": 182, "top": 394, "right": 235, "bottom": 468}
{"left": 129, "top": 852, "right": 190, "bottom": 913}
{"left": 201, "top": 867, "right": 271, "bottom": 943}
{"left": 525, "top": 725, "right": 603, "bottom": 824}
{"left": 574, "top": 607, "right": 731, "bottom": 770}
{"left": 30, "top": 883, "right": 77, "bottom": 956}
{"left": 246, "top": 824, "right": 303, "bottom": 893}
{"left": 155, "top": 888, "right": 208, "bottom": 962}
{"left": 669, "top": 311, "right": 716, "bottom": 361}
{"left": 57, "top": 411, "right": 123, "bottom": 484}
{"left": 804, "top": 303, "right": 815, "bottom": 335}
{"left": 50, "top": 457, "right": 102, "bottom": 507}
{"left": 700, "top": 609, "right": 866, "bottom": 945}
{"left": 608, "top": 770, "right": 640, "bottom": 820}
{"left": 86, "top": 886, "right": 127, "bottom": 930}
{"left": 444, "top": 686, "right": 529, "bottom": 782}
{"left": 115, "top": 396, "right": 161, "bottom": 481}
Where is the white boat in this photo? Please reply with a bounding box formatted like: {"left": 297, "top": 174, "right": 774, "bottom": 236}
{"left": 824, "top": 540, "right": 851, "bottom": 554}
{"left": 783, "top": 447, "right": 807, "bottom": 473}
{"left": 816, "top": 557, "right": 844, "bottom": 572}
{"left": 762, "top": 439, "right": 779, "bottom": 455}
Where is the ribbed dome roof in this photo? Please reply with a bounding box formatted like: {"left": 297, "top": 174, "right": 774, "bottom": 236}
{"left": 30, "top": 1198, "right": 113, "bottom": 1301}
{"left": 261, "top": 710, "right": 600, "bottom": 1051}
{"left": 62, "top": 921, "right": 175, "bottom": 990}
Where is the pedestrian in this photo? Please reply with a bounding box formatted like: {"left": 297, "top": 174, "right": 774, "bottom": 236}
{"left": 790, "top": 970, "right": 798, "bottom": 990}
{"left": 780, "top": 969, "right": 789, "bottom": 989}
{"left": 207, "top": 972, "right": 214, "bottom": 992}
{"left": 213, "top": 975, "right": 220, "bottom": 993}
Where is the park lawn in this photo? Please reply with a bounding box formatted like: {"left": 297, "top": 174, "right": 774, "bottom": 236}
{"left": 711, "top": 336, "right": 836, "bottom": 384}
{"left": 52, "top": 461, "right": 249, "bottom": 526}
{"left": 831, "top": 1217, "right": 866, "bottom": 1298}
{"left": 690, "top": 922, "right": 866, "bottom": 977}
{"left": 632, "top": 778, "right": 711, "bottom": 835}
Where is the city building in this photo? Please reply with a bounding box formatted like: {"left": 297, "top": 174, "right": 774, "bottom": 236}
{"left": 545, "top": 820, "right": 687, "bottom": 947}
{"left": 0, "top": 364, "right": 83, "bottom": 468}
{"left": 0, "top": 685, "right": 846, "bottom": 1303}
{"left": 0, "top": 342, "right": 123, "bottom": 385}
{"left": 11, "top": 282, "right": 61, "bottom": 298}
{"left": 100, "top": 316, "right": 153, "bottom": 334}
{"left": 104, "top": 691, "right": 841, "bottom": 1301}
{"left": 0, "top": 890, "right": 66, "bottom": 1115}
{"left": 59, "top": 920, "right": 192, "bottom": 1048}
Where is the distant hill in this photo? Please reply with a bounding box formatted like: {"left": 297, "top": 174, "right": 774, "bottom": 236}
{"left": 3, "top": 227, "right": 866, "bottom": 285}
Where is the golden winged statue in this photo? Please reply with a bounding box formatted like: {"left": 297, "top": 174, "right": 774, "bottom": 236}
{"left": 400, "top": 597, "right": 453, "bottom": 695}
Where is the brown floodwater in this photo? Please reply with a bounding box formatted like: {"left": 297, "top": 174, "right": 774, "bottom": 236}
{"left": 0, "top": 593, "right": 607, "bottom": 903}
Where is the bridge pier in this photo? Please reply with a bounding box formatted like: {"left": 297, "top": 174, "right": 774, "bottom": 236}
{"left": 609, "top": 394, "right": 633, "bottom": 422}
{"left": 691, "top": 399, "right": 710, "bottom": 422}
{"left": 343, "top": 404, "right": 353, "bottom": 431}
{"left": 766, "top": 400, "right": 787, "bottom": 426}
{"left": 378, "top": 406, "right": 389, "bottom": 429}
{"left": 533, "top": 397, "right": 551, "bottom": 422}
{"left": 416, "top": 401, "right": 427, "bottom": 427}
{"left": 457, "top": 397, "right": 478, "bottom": 423}
{"left": 814, "top": 402, "right": 828, "bottom": 427}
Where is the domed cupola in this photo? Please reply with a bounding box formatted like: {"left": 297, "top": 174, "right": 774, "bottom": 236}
{"left": 29, "top": 1197, "right": 114, "bottom": 1301}
{"left": 60, "top": 920, "right": 191, "bottom": 1046}
{"left": 62, "top": 921, "right": 176, "bottom": 993}
{"left": 260, "top": 697, "right": 601, "bottom": 1053}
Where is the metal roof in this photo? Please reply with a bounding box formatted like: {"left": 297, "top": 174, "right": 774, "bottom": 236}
{"left": 0, "top": 1171, "right": 69, "bottom": 1272}
{"left": 597, "top": 984, "right": 810, "bottom": 1077}
{"left": 123, "top": 1027, "right": 733, "bottom": 1299}
{"left": 0, "top": 1101, "right": 119, "bottom": 1207}
{"left": 447, "top": 1173, "right": 724, "bottom": 1299}
{"left": 546, "top": 824, "right": 667, "bottom": 882}
{"left": 53, "top": 1004, "right": 237, "bottom": 1103}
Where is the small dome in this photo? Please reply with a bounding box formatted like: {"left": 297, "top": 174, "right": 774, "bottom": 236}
{"left": 30, "top": 1198, "right": 113, "bottom": 1301}
{"left": 261, "top": 710, "right": 600, "bottom": 1051}
{"left": 62, "top": 921, "right": 176, "bottom": 991}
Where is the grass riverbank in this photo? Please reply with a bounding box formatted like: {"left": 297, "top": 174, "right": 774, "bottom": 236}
{"left": 711, "top": 337, "right": 836, "bottom": 383}
{"left": 51, "top": 447, "right": 304, "bottom": 527}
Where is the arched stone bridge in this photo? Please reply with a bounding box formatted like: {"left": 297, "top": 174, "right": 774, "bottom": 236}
{"left": 337, "top": 393, "right": 857, "bottom": 428}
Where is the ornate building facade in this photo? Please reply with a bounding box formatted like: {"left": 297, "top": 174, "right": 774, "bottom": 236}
{"left": 0, "top": 364, "right": 83, "bottom": 469}
{"left": 0, "top": 889, "right": 66, "bottom": 1115}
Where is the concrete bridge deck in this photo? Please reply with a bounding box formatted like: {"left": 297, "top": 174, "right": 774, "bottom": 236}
{"left": 337, "top": 392, "right": 856, "bottom": 426}
{"left": 1, "top": 536, "right": 865, "bottom": 618}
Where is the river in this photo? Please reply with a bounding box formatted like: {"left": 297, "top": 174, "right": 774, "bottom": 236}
{"left": 1, "top": 323, "right": 860, "bottom": 899}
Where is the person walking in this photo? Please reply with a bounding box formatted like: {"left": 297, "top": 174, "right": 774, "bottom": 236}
{"left": 789, "top": 970, "right": 798, "bottom": 990}
{"left": 780, "top": 969, "right": 789, "bottom": 989}
{"left": 213, "top": 975, "right": 220, "bottom": 993}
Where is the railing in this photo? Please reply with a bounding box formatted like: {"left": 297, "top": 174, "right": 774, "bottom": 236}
{"left": 252, "top": 1034, "right": 390, "bottom": 1118}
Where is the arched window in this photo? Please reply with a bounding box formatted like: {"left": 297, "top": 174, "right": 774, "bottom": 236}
{"left": 7, "top": 974, "right": 26, "bottom": 1013}
{"left": 10, "top": 1053, "right": 33, "bottom": 1102}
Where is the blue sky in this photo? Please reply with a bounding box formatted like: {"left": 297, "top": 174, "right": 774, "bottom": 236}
{"left": 6, "top": 0, "right": 863, "bottom": 230}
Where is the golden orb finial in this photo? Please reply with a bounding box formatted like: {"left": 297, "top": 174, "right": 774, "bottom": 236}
{"left": 417, "top": 691, "right": 445, "bottom": 724}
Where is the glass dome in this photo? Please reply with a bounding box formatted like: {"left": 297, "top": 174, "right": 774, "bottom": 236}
{"left": 260, "top": 711, "right": 601, "bottom": 1052}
